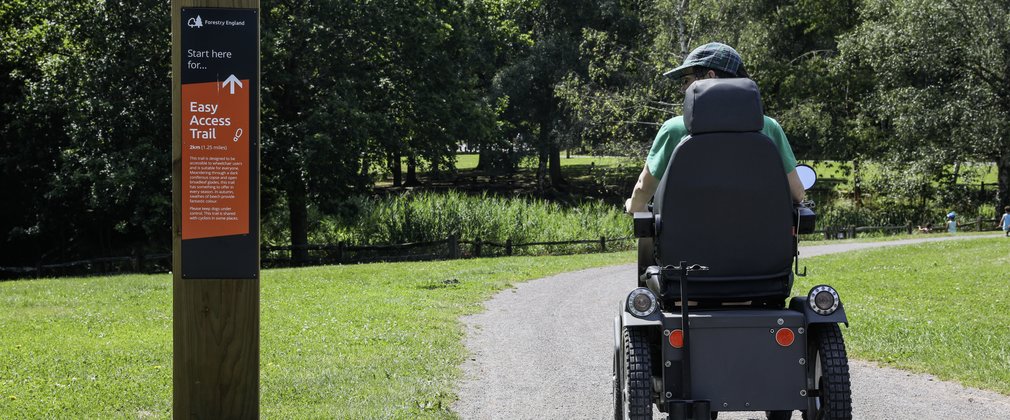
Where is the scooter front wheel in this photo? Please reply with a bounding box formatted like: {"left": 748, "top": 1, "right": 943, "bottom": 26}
{"left": 803, "top": 324, "right": 852, "bottom": 420}
{"left": 621, "top": 327, "right": 653, "bottom": 420}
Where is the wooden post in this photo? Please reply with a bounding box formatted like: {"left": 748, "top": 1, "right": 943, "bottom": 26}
{"left": 134, "top": 247, "right": 144, "bottom": 273}
{"left": 599, "top": 236, "right": 606, "bottom": 252}
{"left": 976, "top": 218, "right": 982, "bottom": 232}
{"left": 173, "top": 1, "right": 260, "bottom": 418}
{"left": 848, "top": 225, "right": 856, "bottom": 239}
{"left": 907, "top": 223, "right": 913, "bottom": 235}
{"left": 474, "top": 238, "right": 482, "bottom": 258}
{"left": 448, "top": 234, "right": 459, "bottom": 259}
{"left": 506, "top": 239, "right": 513, "bottom": 256}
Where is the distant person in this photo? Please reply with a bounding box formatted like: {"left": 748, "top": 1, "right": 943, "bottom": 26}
{"left": 999, "top": 206, "right": 1010, "bottom": 237}
{"left": 624, "top": 42, "right": 804, "bottom": 213}
{"left": 946, "top": 212, "right": 959, "bottom": 233}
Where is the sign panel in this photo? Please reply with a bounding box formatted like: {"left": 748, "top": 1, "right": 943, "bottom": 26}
{"left": 180, "top": 8, "right": 258, "bottom": 279}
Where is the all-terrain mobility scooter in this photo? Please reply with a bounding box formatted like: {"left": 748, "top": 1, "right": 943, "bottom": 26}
{"left": 614, "top": 78, "right": 851, "bottom": 420}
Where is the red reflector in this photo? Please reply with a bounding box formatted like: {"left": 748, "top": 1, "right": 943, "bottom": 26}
{"left": 775, "top": 328, "right": 795, "bottom": 347}
{"left": 669, "top": 329, "right": 684, "bottom": 348}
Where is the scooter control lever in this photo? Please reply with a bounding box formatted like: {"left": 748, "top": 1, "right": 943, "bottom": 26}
{"left": 662, "top": 264, "right": 710, "bottom": 272}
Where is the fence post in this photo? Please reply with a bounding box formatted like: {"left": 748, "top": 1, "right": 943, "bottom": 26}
{"left": 134, "top": 249, "right": 145, "bottom": 273}
{"left": 976, "top": 218, "right": 982, "bottom": 232}
{"left": 848, "top": 225, "right": 856, "bottom": 239}
{"left": 506, "top": 239, "right": 513, "bottom": 256}
{"left": 600, "top": 236, "right": 606, "bottom": 252}
{"left": 337, "top": 241, "right": 344, "bottom": 264}
{"left": 474, "top": 238, "right": 482, "bottom": 258}
{"left": 824, "top": 226, "right": 832, "bottom": 240}
{"left": 448, "top": 234, "right": 459, "bottom": 259}
{"left": 907, "top": 224, "right": 913, "bottom": 235}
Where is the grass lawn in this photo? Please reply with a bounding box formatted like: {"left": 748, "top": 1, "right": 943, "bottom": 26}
{"left": 2, "top": 238, "right": 1008, "bottom": 418}
{"left": 389, "top": 153, "right": 636, "bottom": 175}
{"left": 0, "top": 252, "right": 633, "bottom": 419}
{"left": 800, "top": 160, "right": 1000, "bottom": 188}
{"left": 798, "top": 237, "right": 1010, "bottom": 394}
{"left": 454, "top": 153, "right": 479, "bottom": 170}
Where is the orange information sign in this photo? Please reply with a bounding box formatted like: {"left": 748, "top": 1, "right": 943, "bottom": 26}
{"left": 181, "top": 79, "right": 250, "bottom": 240}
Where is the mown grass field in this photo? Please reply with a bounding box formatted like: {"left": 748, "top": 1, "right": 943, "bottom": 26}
{"left": 1, "top": 237, "right": 1008, "bottom": 418}
{"left": 0, "top": 252, "right": 633, "bottom": 419}
{"left": 800, "top": 160, "right": 999, "bottom": 188}
{"left": 795, "top": 237, "right": 1010, "bottom": 393}
{"left": 419, "top": 154, "right": 998, "bottom": 186}
{"left": 453, "top": 153, "right": 637, "bottom": 171}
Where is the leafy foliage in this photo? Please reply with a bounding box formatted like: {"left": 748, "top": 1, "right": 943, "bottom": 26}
{"left": 0, "top": 0, "right": 171, "bottom": 264}
{"left": 4, "top": 0, "right": 1010, "bottom": 266}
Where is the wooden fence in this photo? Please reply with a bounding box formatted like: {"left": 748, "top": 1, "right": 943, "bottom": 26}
{"left": 3, "top": 218, "right": 1003, "bottom": 279}
{"left": 811, "top": 217, "right": 1002, "bottom": 240}
{"left": 0, "top": 236, "right": 634, "bottom": 279}
{"left": 0, "top": 253, "right": 173, "bottom": 280}
{"left": 260, "top": 235, "right": 635, "bottom": 267}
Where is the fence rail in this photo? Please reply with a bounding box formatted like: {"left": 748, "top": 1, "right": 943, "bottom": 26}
{"left": 810, "top": 217, "right": 1002, "bottom": 240}
{"left": 3, "top": 218, "right": 1004, "bottom": 279}
{"left": 261, "top": 235, "right": 634, "bottom": 266}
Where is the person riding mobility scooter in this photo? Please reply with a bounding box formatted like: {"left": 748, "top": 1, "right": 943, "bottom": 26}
{"left": 614, "top": 78, "right": 851, "bottom": 420}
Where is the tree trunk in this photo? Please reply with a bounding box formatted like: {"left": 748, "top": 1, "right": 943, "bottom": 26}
{"left": 676, "top": 0, "right": 692, "bottom": 56}
{"left": 477, "top": 146, "right": 487, "bottom": 171}
{"left": 536, "top": 146, "right": 548, "bottom": 191}
{"left": 549, "top": 143, "right": 564, "bottom": 186}
{"left": 359, "top": 156, "right": 369, "bottom": 180}
{"left": 430, "top": 153, "right": 441, "bottom": 180}
{"left": 536, "top": 120, "right": 551, "bottom": 190}
{"left": 390, "top": 152, "right": 402, "bottom": 187}
{"left": 288, "top": 180, "right": 309, "bottom": 264}
{"left": 998, "top": 152, "right": 1010, "bottom": 211}
{"left": 852, "top": 159, "right": 862, "bottom": 207}
{"left": 406, "top": 155, "right": 419, "bottom": 186}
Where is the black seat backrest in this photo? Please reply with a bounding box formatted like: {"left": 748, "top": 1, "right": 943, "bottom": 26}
{"left": 653, "top": 78, "right": 793, "bottom": 301}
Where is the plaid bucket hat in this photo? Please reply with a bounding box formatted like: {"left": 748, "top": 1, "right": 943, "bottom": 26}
{"left": 663, "top": 42, "right": 747, "bottom": 79}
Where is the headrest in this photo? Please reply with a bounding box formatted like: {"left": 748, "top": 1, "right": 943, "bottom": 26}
{"left": 684, "top": 78, "right": 764, "bottom": 134}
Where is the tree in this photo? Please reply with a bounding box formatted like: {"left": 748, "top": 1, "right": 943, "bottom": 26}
{"left": 372, "top": 0, "right": 498, "bottom": 186}
{"left": 494, "top": 0, "right": 623, "bottom": 189}
{"left": 261, "top": 0, "right": 499, "bottom": 257}
{"left": 553, "top": 1, "right": 666, "bottom": 160}
{"left": 838, "top": 0, "right": 1010, "bottom": 212}
{"left": 0, "top": 0, "right": 171, "bottom": 265}
{"left": 261, "top": 0, "right": 376, "bottom": 260}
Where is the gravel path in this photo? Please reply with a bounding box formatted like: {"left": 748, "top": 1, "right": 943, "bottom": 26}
{"left": 454, "top": 234, "right": 1010, "bottom": 419}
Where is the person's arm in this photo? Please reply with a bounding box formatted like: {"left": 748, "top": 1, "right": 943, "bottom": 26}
{"left": 625, "top": 164, "right": 659, "bottom": 213}
{"left": 761, "top": 118, "right": 804, "bottom": 202}
{"left": 787, "top": 169, "right": 805, "bottom": 203}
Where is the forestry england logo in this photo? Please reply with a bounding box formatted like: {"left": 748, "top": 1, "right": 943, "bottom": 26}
{"left": 188, "top": 15, "right": 203, "bottom": 28}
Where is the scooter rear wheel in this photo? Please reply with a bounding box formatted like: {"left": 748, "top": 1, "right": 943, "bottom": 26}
{"left": 766, "top": 410, "right": 791, "bottom": 420}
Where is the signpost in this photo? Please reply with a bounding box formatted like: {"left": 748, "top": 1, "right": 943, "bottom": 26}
{"left": 172, "top": 1, "right": 260, "bottom": 417}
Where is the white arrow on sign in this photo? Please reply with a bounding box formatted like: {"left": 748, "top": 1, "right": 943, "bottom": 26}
{"left": 222, "top": 75, "right": 243, "bottom": 94}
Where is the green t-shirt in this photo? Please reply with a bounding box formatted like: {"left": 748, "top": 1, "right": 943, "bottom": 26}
{"left": 645, "top": 115, "right": 797, "bottom": 180}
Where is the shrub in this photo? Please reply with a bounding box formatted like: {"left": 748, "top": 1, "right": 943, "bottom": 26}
{"left": 267, "top": 190, "right": 631, "bottom": 254}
